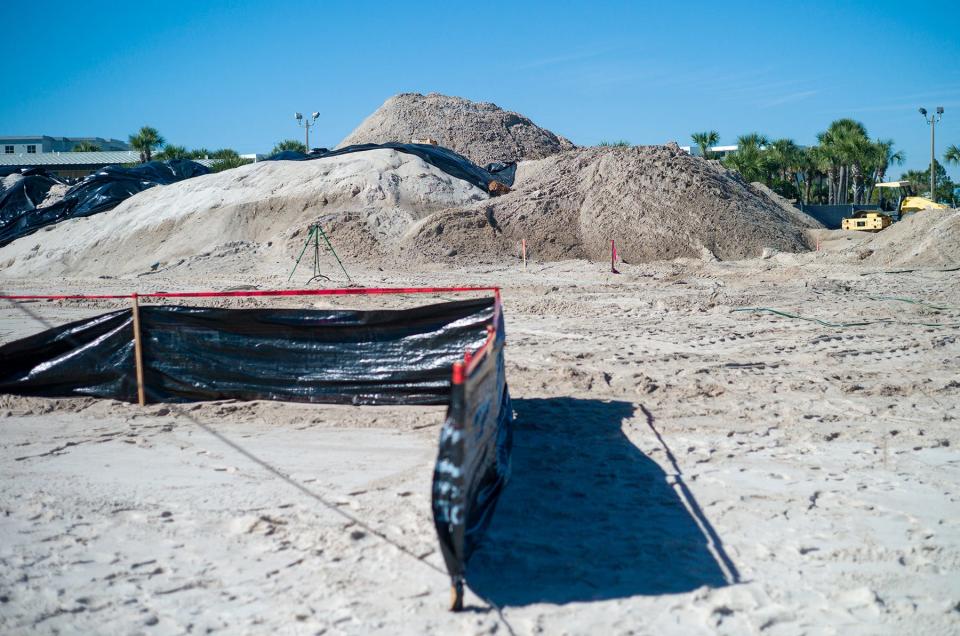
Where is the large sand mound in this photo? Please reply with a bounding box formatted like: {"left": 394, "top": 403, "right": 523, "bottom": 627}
{"left": 0, "top": 144, "right": 825, "bottom": 278}
{"left": 860, "top": 208, "right": 960, "bottom": 267}
{"left": 337, "top": 93, "right": 575, "bottom": 166}
{"left": 0, "top": 150, "right": 486, "bottom": 277}
{"left": 403, "top": 145, "right": 822, "bottom": 263}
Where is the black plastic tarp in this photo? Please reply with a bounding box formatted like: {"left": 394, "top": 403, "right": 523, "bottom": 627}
{"left": 0, "top": 291, "right": 513, "bottom": 609}
{"left": 266, "top": 143, "right": 516, "bottom": 191}
{"left": 0, "top": 298, "right": 495, "bottom": 405}
{"left": 0, "top": 160, "right": 210, "bottom": 248}
{"left": 431, "top": 303, "right": 512, "bottom": 608}
{"left": 0, "top": 169, "right": 64, "bottom": 232}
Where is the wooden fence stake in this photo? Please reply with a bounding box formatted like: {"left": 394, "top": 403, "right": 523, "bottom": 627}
{"left": 131, "top": 293, "right": 146, "bottom": 406}
{"left": 522, "top": 239, "right": 527, "bottom": 271}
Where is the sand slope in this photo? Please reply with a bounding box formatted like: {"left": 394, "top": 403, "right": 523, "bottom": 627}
{"left": 338, "top": 93, "right": 575, "bottom": 166}
{"left": 404, "top": 145, "right": 822, "bottom": 263}
{"left": 861, "top": 208, "right": 960, "bottom": 267}
{"left": 0, "top": 150, "right": 486, "bottom": 277}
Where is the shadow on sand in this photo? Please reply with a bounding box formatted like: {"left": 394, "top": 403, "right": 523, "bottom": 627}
{"left": 468, "top": 397, "right": 736, "bottom": 606}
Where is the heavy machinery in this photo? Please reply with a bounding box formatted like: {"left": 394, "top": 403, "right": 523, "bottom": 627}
{"left": 841, "top": 211, "right": 892, "bottom": 232}
{"left": 840, "top": 181, "right": 947, "bottom": 232}
{"left": 874, "top": 181, "right": 948, "bottom": 215}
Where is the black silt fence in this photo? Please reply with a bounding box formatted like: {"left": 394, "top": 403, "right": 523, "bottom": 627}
{"left": 431, "top": 298, "right": 512, "bottom": 610}
{"left": 0, "top": 290, "right": 513, "bottom": 609}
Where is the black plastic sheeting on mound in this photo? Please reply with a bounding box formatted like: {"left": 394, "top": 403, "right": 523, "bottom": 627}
{"left": 265, "top": 143, "right": 516, "bottom": 191}
{"left": 0, "top": 169, "right": 65, "bottom": 235}
{"left": 432, "top": 305, "right": 512, "bottom": 599}
{"left": 0, "top": 298, "right": 495, "bottom": 405}
{"left": 0, "top": 160, "right": 210, "bottom": 248}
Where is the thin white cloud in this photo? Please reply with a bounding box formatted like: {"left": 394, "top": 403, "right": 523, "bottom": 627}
{"left": 515, "top": 48, "right": 616, "bottom": 71}
{"left": 759, "top": 90, "right": 819, "bottom": 108}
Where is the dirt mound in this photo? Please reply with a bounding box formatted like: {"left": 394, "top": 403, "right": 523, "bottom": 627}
{"left": 337, "top": 93, "right": 575, "bottom": 166}
{"left": 860, "top": 208, "right": 960, "bottom": 267}
{"left": 403, "top": 145, "right": 821, "bottom": 263}
{"left": 0, "top": 150, "right": 486, "bottom": 277}
{"left": 0, "top": 145, "right": 827, "bottom": 279}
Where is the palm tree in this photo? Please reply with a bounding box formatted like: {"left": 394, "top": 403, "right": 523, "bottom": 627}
{"left": 945, "top": 144, "right": 960, "bottom": 166}
{"left": 72, "top": 141, "right": 101, "bottom": 152}
{"left": 690, "top": 131, "right": 720, "bottom": 159}
{"left": 816, "top": 119, "right": 869, "bottom": 204}
{"left": 271, "top": 139, "right": 307, "bottom": 155}
{"left": 154, "top": 144, "right": 189, "bottom": 161}
{"left": 210, "top": 155, "right": 253, "bottom": 172}
{"left": 766, "top": 138, "right": 801, "bottom": 180}
{"left": 210, "top": 148, "right": 241, "bottom": 160}
{"left": 810, "top": 136, "right": 838, "bottom": 203}
{"left": 722, "top": 133, "right": 769, "bottom": 183}
{"left": 795, "top": 147, "right": 820, "bottom": 205}
{"left": 865, "top": 139, "right": 903, "bottom": 204}
{"left": 128, "top": 126, "right": 165, "bottom": 163}
{"left": 900, "top": 168, "right": 928, "bottom": 196}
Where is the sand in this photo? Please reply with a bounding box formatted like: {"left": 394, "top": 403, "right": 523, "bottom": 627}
{"left": 337, "top": 93, "right": 576, "bottom": 166}
{"left": 0, "top": 150, "right": 487, "bottom": 277}
{"left": 1, "top": 249, "right": 959, "bottom": 635}
{"left": 0, "top": 144, "right": 828, "bottom": 278}
{"left": 860, "top": 208, "right": 960, "bottom": 267}
{"left": 405, "top": 145, "right": 821, "bottom": 263}
{"left": 1, "top": 93, "right": 958, "bottom": 634}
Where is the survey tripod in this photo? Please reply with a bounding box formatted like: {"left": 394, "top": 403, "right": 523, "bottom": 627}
{"left": 287, "top": 222, "right": 351, "bottom": 283}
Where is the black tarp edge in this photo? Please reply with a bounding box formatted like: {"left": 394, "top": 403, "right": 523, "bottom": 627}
{"left": 0, "top": 160, "right": 210, "bottom": 249}
{"left": 265, "top": 143, "right": 516, "bottom": 191}
{"left": 0, "top": 298, "right": 495, "bottom": 405}
{"left": 430, "top": 298, "right": 512, "bottom": 608}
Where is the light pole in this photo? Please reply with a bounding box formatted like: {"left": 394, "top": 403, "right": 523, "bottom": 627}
{"left": 295, "top": 111, "right": 319, "bottom": 152}
{"left": 919, "top": 106, "right": 944, "bottom": 201}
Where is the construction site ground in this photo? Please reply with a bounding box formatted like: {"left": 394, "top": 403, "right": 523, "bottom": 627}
{"left": 1, "top": 235, "right": 958, "bottom": 635}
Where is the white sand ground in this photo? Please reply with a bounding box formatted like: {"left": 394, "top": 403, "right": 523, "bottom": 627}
{"left": 1, "top": 236, "right": 959, "bottom": 635}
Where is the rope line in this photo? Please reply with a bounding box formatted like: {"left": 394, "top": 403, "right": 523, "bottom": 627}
{"left": 0, "top": 286, "right": 499, "bottom": 301}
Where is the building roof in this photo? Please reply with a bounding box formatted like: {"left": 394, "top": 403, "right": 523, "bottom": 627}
{"left": 0, "top": 152, "right": 215, "bottom": 170}
{"left": 0, "top": 151, "right": 142, "bottom": 166}
{"left": 0, "top": 135, "right": 128, "bottom": 144}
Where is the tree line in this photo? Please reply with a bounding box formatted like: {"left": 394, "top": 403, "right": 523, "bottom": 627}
{"left": 75, "top": 126, "right": 312, "bottom": 173}
{"left": 691, "top": 121, "right": 959, "bottom": 205}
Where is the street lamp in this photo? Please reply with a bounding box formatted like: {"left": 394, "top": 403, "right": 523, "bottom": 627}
{"left": 295, "top": 111, "right": 319, "bottom": 152}
{"left": 919, "top": 106, "right": 944, "bottom": 201}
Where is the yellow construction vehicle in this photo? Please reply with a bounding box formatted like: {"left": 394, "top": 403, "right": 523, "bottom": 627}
{"left": 875, "top": 181, "right": 948, "bottom": 215}
{"left": 841, "top": 181, "right": 946, "bottom": 232}
{"left": 841, "top": 211, "right": 892, "bottom": 232}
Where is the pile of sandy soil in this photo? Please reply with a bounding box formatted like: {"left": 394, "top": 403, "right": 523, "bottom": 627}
{"left": 860, "top": 208, "right": 960, "bottom": 267}
{"left": 0, "top": 150, "right": 486, "bottom": 277}
{"left": 403, "top": 144, "right": 822, "bottom": 263}
{"left": 337, "top": 93, "right": 575, "bottom": 166}
{"left": 0, "top": 143, "right": 824, "bottom": 277}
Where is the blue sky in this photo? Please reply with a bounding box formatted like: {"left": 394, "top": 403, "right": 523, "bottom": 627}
{"left": 5, "top": 0, "right": 959, "bottom": 179}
